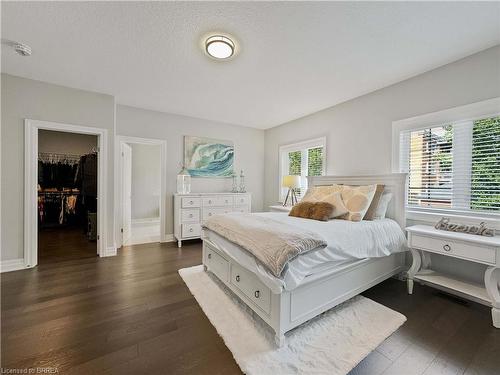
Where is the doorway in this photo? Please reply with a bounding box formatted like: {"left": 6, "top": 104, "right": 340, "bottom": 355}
{"left": 37, "top": 130, "right": 98, "bottom": 263}
{"left": 118, "top": 137, "right": 167, "bottom": 247}
{"left": 24, "top": 119, "right": 108, "bottom": 268}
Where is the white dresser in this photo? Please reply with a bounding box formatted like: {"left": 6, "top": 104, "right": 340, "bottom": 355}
{"left": 174, "top": 193, "right": 252, "bottom": 247}
{"left": 406, "top": 225, "right": 500, "bottom": 328}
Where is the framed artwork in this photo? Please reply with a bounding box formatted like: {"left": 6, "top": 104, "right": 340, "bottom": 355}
{"left": 184, "top": 136, "right": 234, "bottom": 177}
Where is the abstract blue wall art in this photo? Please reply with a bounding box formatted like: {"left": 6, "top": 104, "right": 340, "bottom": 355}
{"left": 184, "top": 136, "right": 234, "bottom": 177}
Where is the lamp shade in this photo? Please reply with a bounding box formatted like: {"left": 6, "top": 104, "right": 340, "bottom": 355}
{"left": 282, "top": 175, "right": 302, "bottom": 188}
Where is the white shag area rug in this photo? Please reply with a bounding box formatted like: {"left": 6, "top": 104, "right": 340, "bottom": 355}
{"left": 179, "top": 265, "right": 406, "bottom": 375}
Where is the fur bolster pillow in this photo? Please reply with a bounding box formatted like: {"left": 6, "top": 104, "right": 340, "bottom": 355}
{"left": 288, "top": 201, "right": 334, "bottom": 221}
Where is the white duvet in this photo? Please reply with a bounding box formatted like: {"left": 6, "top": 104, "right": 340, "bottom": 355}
{"left": 203, "top": 212, "right": 407, "bottom": 293}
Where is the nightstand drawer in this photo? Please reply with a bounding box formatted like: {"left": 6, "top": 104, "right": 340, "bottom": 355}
{"left": 411, "top": 234, "right": 496, "bottom": 265}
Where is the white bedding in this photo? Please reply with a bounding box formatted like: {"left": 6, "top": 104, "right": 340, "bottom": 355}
{"left": 203, "top": 212, "right": 407, "bottom": 293}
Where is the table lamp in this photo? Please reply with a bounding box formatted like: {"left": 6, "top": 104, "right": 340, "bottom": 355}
{"left": 282, "top": 175, "right": 302, "bottom": 206}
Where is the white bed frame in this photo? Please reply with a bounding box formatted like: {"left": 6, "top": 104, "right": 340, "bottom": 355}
{"left": 202, "top": 173, "right": 408, "bottom": 347}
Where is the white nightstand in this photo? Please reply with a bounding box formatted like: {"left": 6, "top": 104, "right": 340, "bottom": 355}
{"left": 406, "top": 225, "right": 500, "bottom": 328}
{"left": 269, "top": 205, "right": 292, "bottom": 213}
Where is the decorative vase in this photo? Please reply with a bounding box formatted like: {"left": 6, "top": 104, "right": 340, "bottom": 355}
{"left": 231, "top": 173, "right": 238, "bottom": 193}
{"left": 239, "top": 170, "right": 246, "bottom": 193}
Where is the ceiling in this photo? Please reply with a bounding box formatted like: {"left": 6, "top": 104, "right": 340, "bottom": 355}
{"left": 2, "top": 2, "right": 499, "bottom": 129}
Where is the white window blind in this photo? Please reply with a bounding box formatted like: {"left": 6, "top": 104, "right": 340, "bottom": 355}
{"left": 400, "top": 115, "right": 500, "bottom": 214}
{"left": 279, "top": 138, "right": 326, "bottom": 201}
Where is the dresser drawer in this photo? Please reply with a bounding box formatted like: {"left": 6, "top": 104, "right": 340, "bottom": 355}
{"left": 181, "top": 209, "right": 200, "bottom": 223}
{"left": 204, "top": 246, "right": 229, "bottom": 282}
{"left": 181, "top": 197, "right": 201, "bottom": 208}
{"left": 233, "top": 206, "right": 250, "bottom": 214}
{"left": 230, "top": 263, "right": 271, "bottom": 314}
{"left": 234, "top": 195, "right": 250, "bottom": 206}
{"left": 202, "top": 207, "right": 232, "bottom": 221}
{"left": 411, "top": 234, "right": 496, "bottom": 265}
{"left": 181, "top": 223, "right": 201, "bottom": 238}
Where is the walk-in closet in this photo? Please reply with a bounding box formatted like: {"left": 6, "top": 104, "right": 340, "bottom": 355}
{"left": 37, "top": 130, "right": 98, "bottom": 263}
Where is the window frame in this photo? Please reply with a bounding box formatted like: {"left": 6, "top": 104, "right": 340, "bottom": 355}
{"left": 392, "top": 97, "right": 500, "bottom": 222}
{"left": 278, "top": 137, "right": 327, "bottom": 202}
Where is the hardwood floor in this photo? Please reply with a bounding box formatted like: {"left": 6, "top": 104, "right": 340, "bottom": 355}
{"left": 38, "top": 226, "right": 97, "bottom": 264}
{"left": 1, "top": 240, "right": 498, "bottom": 375}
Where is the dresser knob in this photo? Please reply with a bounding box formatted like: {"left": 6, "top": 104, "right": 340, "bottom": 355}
{"left": 443, "top": 244, "right": 451, "bottom": 252}
{"left": 254, "top": 290, "right": 260, "bottom": 298}
{"left": 189, "top": 201, "right": 193, "bottom": 205}
{"left": 189, "top": 214, "right": 193, "bottom": 218}
{"left": 189, "top": 228, "right": 193, "bottom": 232}
{"left": 209, "top": 200, "right": 212, "bottom": 204}
{"left": 236, "top": 275, "right": 240, "bottom": 282}
{"left": 208, "top": 253, "right": 212, "bottom": 259}
{"left": 208, "top": 213, "right": 212, "bottom": 216}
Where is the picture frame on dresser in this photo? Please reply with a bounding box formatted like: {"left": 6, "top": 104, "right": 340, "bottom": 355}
{"left": 174, "top": 193, "right": 252, "bottom": 247}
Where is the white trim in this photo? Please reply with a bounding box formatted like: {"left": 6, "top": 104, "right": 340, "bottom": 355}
{"left": 102, "top": 247, "right": 117, "bottom": 257}
{"left": 116, "top": 136, "right": 168, "bottom": 248}
{"left": 392, "top": 97, "right": 500, "bottom": 172}
{"left": 24, "top": 119, "right": 108, "bottom": 267}
{"left": 0, "top": 258, "right": 27, "bottom": 273}
{"left": 163, "top": 234, "right": 175, "bottom": 243}
{"left": 278, "top": 136, "right": 327, "bottom": 202}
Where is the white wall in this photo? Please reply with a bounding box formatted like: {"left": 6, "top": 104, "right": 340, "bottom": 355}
{"left": 130, "top": 143, "right": 161, "bottom": 220}
{"left": 38, "top": 129, "right": 97, "bottom": 155}
{"left": 264, "top": 45, "right": 500, "bottom": 284}
{"left": 116, "top": 104, "right": 265, "bottom": 236}
{"left": 1, "top": 73, "right": 116, "bottom": 261}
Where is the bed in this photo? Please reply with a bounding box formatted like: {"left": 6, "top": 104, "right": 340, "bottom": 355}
{"left": 202, "top": 173, "right": 408, "bottom": 347}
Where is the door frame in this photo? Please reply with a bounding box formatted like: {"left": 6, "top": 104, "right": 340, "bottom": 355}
{"left": 116, "top": 136, "right": 167, "bottom": 248}
{"left": 24, "top": 119, "right": 108, "bottom": 268}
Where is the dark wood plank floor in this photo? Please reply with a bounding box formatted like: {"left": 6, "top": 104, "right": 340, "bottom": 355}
{"left": 1, "top": 237, "right": 499, "bottom": 375}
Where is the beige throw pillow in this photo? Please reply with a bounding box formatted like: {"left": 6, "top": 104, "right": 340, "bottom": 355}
{"left": 340, "top": 184, "right": 377, "bottom": 222}
{"left": 301, "top": 185, "right": 347, "bottom": 219}
{"left": 301, "top": 185, "right": 343, "bottom": 202}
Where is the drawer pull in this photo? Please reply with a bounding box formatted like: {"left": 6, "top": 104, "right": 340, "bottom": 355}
{"left": 189, "top": 213, "right": 193, "bottom": 218}
{"left": 189, "top": 200, "right": 193, "bottom": 205}
{"left": 208, "top": 253, "right": 212, "bottom": 259}
{"left": 254, "top": 290, "right": 260, "bottom": 298}
{"left": 208, "top": 200, "right": 212, "bottom": 204}
{"left": 443, "top": 244, "right": 451, "bottom": 252}
{"left": 189, "top": 228, "right": 193, "bottom": 232}
{"left": 208, "top": 213, "right": 212, "bottom": 217}
{"left": 225, "top": 200, "right": 229, "bottom": 203}
{"left": 235, "top": 275, "right": 240, "bottom": 282}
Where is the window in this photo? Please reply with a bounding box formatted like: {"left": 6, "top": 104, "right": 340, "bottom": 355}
{"left": 279, "top": 137, "right": 326, "bottom": 201}
{"left": 399, "top": 115, "right": 500, "bottom": 215}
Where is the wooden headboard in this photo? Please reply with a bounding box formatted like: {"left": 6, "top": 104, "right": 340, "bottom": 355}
{"left": 308, "top": 173, "right": 407, "bottom": 229}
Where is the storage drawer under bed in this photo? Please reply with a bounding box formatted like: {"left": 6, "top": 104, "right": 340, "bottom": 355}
{"left": 230, "top": 263, "right": 271, "bottom": 314}
{"left": 204, "top": 244, "right": 229, "bottom": 282}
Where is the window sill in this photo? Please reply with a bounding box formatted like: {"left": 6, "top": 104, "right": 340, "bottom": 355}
{"left": 406, "top": 209, "right": 500, "bottom": 230}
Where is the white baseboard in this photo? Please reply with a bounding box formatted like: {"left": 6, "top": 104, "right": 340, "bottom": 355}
{"left": 162, "top": 234, "right": 175, "bottom": 243}
{"left": 101, "top": 247, "right": 117, "bottom": 257}
{"left": 1, "top": 258, "right": 27, "bottom": 273}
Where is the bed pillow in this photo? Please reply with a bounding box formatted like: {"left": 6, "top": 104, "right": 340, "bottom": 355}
{"left": 364, "top": 184, "right": 385, "bottom": 221}
{"left": 289, "top": 201, "right": 334, "bottom": 221}
{"left": 373, "top": 192, "right": 393, "bottom": 220}
{"left": 316, "top": 191, "right": 349, "bottom": 219}
{"left": 301, "top": 185, "right": 343, "bottom": 202}
{"left": 340, "top": 184, "right": 377, "bottom": 222}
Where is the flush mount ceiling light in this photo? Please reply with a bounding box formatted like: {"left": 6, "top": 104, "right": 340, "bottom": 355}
{"left": 205, "top": 35, "right": 235, "bottom": 60}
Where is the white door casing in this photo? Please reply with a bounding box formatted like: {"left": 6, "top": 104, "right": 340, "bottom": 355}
{"left": 122, "top": 143, "right": 132, "bottom": 245}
